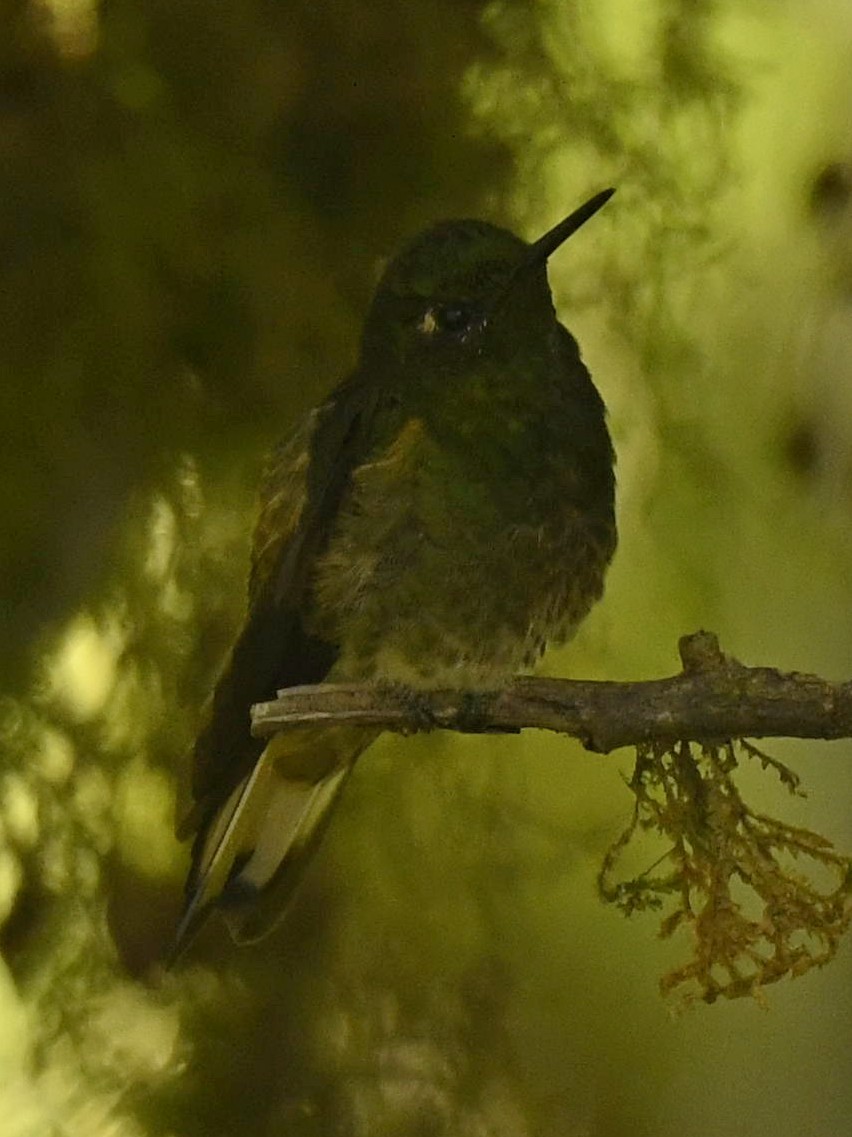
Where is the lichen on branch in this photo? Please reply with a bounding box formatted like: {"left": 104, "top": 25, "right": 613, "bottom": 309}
{"left": 250, "top": 632, "right": 852, "bottom": 1005}
{"left": 599, "top": 739, "right": 852, "bottom": 1005}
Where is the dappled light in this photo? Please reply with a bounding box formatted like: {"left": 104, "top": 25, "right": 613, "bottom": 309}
{"left": 0, "top": 2, "right": 850, "bottom": 1135}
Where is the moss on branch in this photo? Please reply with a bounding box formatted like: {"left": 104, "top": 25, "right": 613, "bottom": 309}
{"left": 250, "top": 632, "right": 852, "bottom": 1004}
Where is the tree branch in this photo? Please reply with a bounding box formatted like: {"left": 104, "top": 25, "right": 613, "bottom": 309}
{"left": 249, "top": 630, "right": 852, "bottom": 1006}
{"left": 251, "top": 631, "right": 852, "bottom": 753}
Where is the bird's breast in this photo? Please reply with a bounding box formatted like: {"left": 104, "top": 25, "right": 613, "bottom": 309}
{"left": 306, "top": 411, "right": 614, "bottom": 684}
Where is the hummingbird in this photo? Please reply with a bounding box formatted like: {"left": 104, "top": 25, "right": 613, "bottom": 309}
{"left": 174, "top": 187, "right": 617, "bottom": 951}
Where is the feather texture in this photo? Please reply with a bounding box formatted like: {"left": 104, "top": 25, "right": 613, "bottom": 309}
{"left": 173, "top": 205, "right": 617, "bottom": 955}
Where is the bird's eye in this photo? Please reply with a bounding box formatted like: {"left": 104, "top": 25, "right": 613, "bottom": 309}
{"left": 416, "top": 303, "right": 478, "bottom": 338}
{"left": 437, "top": 305, "right": 470, "bottom": 332}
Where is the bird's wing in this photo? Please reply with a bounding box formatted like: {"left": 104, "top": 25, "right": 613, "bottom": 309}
{"left": 174, "top": 371, "right": 388, "bottom": 952}
{"left": 185, "top": 370, "right": 382, "bottom": 818}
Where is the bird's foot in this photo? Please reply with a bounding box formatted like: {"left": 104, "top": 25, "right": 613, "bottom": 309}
{"left": 455, "top": 691, "right": 496, "bottom": 734}
{"left": 375, "top": 681, "right": 440, "bottom": 735}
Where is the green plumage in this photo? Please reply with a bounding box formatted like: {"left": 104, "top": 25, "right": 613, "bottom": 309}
{"left": 175, "top": 190, "right": 617, "bottom": 951}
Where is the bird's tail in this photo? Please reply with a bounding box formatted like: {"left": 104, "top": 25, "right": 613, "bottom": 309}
{"left": 171, "top": 726, "right": 376, "bottom": 958}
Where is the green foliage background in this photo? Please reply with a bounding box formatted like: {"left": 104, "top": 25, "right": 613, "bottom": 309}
{"left": 1, "top": 1, "right": 850, "bottom": 1134}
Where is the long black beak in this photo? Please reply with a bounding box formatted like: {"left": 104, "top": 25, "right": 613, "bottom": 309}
{"left": 477, "top": 187, "right": 615, "bottom": 336}
{"left": 525, "top": 186, "right": 615, "bottom": 269}
{"left": 489, "top": 188, "right": 615, "bottom": 322}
